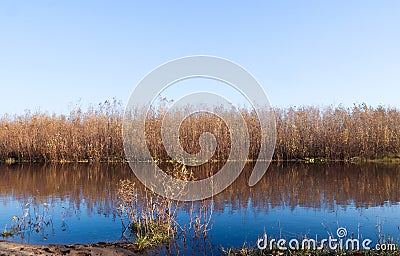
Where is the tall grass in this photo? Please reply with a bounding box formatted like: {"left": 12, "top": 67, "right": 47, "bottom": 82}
{"left": 0, "top": 99, "right": 124, "bottom": 162}
{"left": 1, "top": 100, "right": 399, "bottom": 162}
{"left": 274, "top": 104, "right": 400, "bottom": 160}
{"left": 117, "top": 164, "right": 214, "bottom": 251}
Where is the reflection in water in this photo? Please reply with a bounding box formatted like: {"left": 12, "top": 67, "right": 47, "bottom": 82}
{"left": 0, "top": 164, "right": 135, "bottom": 216}
{"left": 127, "top": 162, "right": 400, "bottom": 211}
{"left": 215, "top": 162, "right": 400, "bottom": 211}
{"left": 0, "top": 163, "right": 399, "bottom": 249}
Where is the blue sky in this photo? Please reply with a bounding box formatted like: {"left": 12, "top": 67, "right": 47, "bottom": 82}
{"left": 0, "top": 1, "right": 399, "bottom": 115}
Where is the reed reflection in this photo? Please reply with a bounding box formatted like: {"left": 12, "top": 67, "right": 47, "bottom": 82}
{"left": 0, "top": 163, "right": 399, "bottom": 215}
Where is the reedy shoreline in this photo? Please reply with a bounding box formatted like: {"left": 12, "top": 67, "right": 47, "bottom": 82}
{"left": 1, "top": 100, "right": 400, "bottom": 163}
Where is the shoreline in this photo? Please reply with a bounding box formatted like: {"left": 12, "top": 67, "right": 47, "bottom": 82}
{"left": 0, "top": 240, "right": 140, "bottom": 256}
{"left": 1, "top": 157, "right": 400, "bottom": 165}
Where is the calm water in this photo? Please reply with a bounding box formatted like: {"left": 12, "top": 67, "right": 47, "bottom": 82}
{"left": 1, "top": 163, "right": 400, "bottom": 254}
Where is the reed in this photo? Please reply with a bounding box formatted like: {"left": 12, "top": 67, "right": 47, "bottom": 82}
{"left": 0, "top": 99, "right": 124, "bottom": 163}
{"left": 117, "top": 179, "right": 177, "bottom": 250}
{"left": 116, "top": 161, "right": 214, "bottom": 250}
{"left": 1, "top": 100, "right": 399, "bottom": 162}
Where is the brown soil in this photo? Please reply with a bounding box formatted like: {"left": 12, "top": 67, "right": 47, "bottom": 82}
{"left": 0, "top": 241, "right": 140, "bottom": 256}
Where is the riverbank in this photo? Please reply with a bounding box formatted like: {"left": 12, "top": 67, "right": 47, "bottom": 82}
{"left": 2, "top": 241, "right": 400, "bottom": 256}
{"left": 0, "top": 241, "right": 140, "bottom": 256}
{"left": 223, "top": 247, "right": 400, "bottom": 255}
{"left": 2, "top": 156, "right": 400, "bottom": 165}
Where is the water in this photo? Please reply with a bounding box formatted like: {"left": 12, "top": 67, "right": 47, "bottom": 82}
{"left": 0, "top": 163, "right": 399, "bottom": 254}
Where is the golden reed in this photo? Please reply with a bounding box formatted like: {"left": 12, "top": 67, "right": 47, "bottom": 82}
{"left": 0, "top": 100, "right": 399, "bottom": 162}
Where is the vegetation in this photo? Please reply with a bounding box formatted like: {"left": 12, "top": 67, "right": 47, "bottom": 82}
{"left": 116, "top": 164, "right": 213, "bottom": 251}
{"left": 1, "top": 100, "right": 400, "bottom": 163}
{"left": 117, "top": 179, "right": 177, "bottom": 250}
{"left": 1, "top": 201, "right": 53, "bottom": 239}
{"left": 274, "top": 104, "right": 400, "bottom": 161}
{"left": 221, "top": 246, "right": 400, "bottom": 255}
{"left": 0, "top": 99, "right": 124, "bottom": 163}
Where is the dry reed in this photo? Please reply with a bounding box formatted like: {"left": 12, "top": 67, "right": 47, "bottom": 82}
{"left": 1, "top": 100, "right": 399, "bottom": 162}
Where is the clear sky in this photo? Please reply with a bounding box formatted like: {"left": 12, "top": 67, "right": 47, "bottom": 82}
{"left": 1, "top": 1, "right": 399, "bottom": 115}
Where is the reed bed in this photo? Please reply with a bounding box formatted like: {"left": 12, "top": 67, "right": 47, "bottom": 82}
{"left": 1, "top": 100, "right": 399, "bottom": 162}
{"left": 0, "top": 99, "right": 124, "bottom": 162}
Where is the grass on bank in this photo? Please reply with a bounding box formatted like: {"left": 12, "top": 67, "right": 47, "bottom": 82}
{"left": 222, "top": 247, "right": 400, "bottom": 255}
{"left": 222, "top": 242, "right": 400, "bottom": 256}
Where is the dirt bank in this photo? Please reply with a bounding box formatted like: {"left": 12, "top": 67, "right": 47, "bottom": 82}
{"left": 0, "top": 241, "right": 139, "bottom": 256}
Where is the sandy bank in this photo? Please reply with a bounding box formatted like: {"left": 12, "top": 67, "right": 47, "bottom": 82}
{"left": 0, "top": 241, "right": 139, "bottom": 256}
